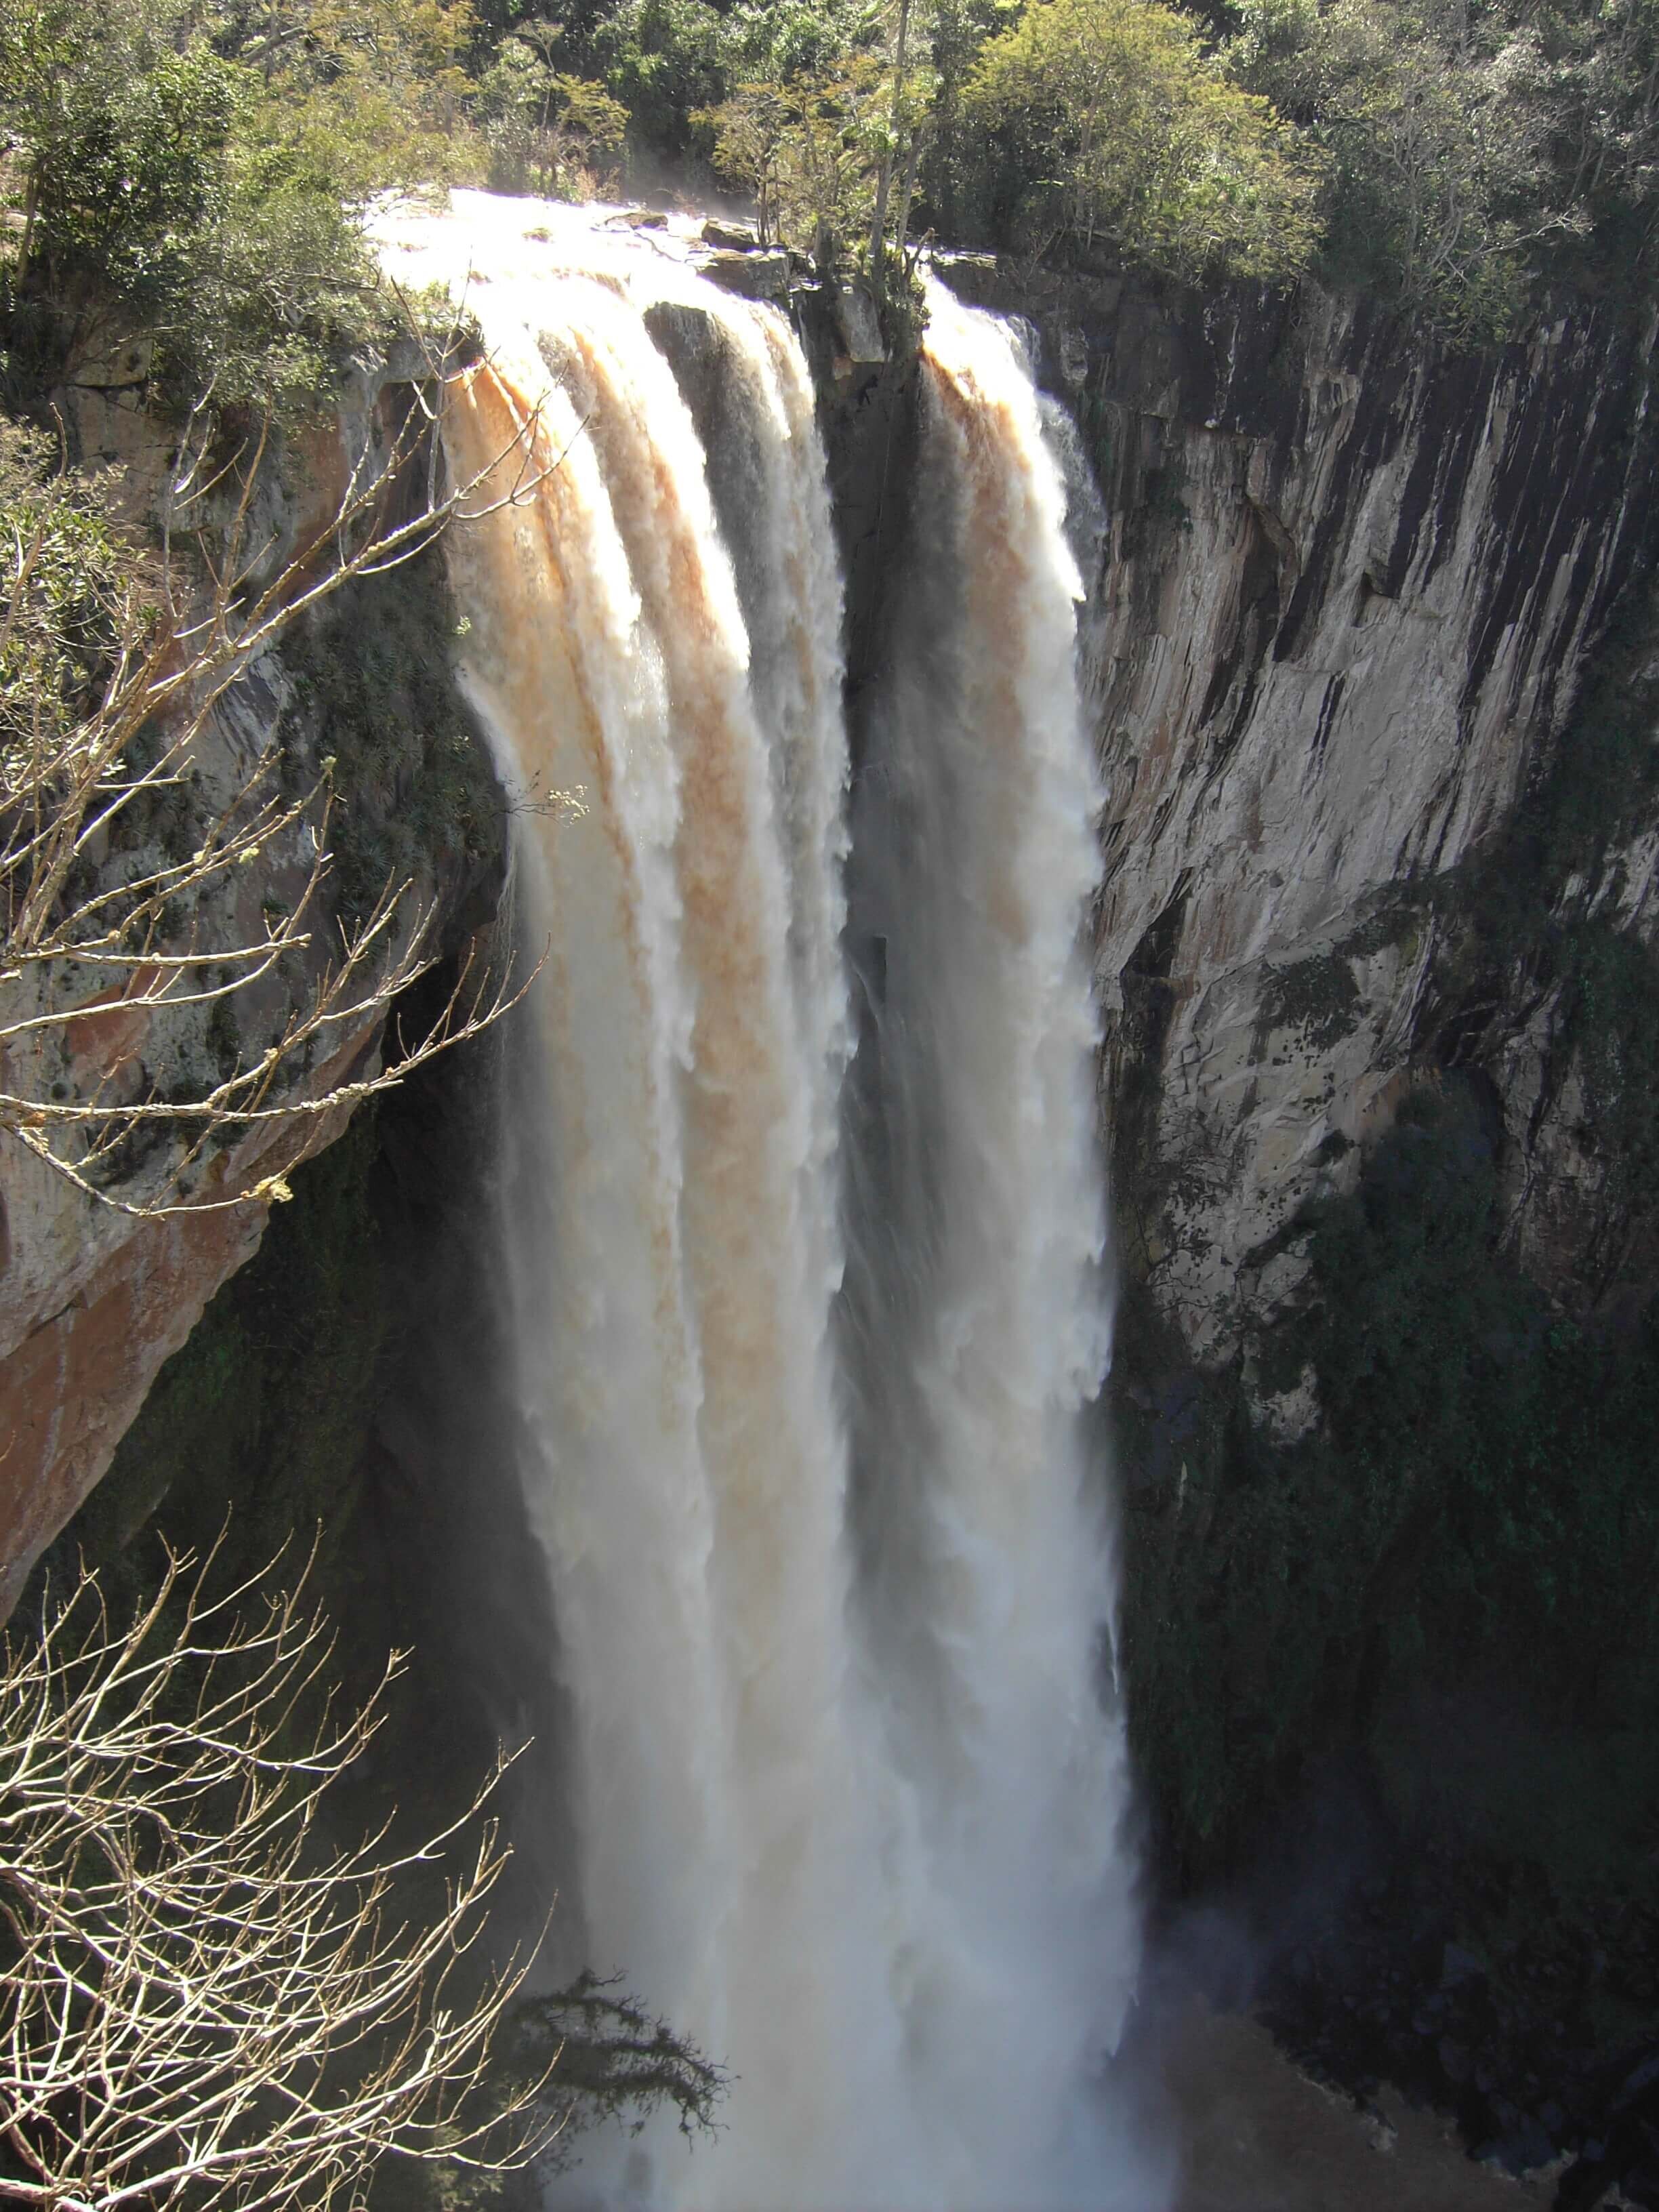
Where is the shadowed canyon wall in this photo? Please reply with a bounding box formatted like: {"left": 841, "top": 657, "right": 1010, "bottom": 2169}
{"left": 822, "top": 261, "right": 1659, "bottom": 2186}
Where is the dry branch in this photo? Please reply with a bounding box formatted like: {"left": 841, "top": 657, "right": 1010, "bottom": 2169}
{"left": 0, "top": 334, "right": 556, "bottom": 1220}
{"left": 0, "top": 1542, "right": 558, "bottom": 2211}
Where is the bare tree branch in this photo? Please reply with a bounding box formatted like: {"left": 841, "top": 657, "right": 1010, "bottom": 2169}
{"left": 0, "top": 1543, "right": 559, "bottom": 2212}
{"left": 0, "top": 327, "right": 558, "bottom": 1221}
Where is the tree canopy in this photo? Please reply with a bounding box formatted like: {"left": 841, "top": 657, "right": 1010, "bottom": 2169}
{"left": 964, "top": 0, "right": 1323, "bottom": 279}
{"left": 4, "top": 0, "right": 1658, "bottom": 377}
{"left": 1229, "top": 0, "right": 1564, "bottom": 335}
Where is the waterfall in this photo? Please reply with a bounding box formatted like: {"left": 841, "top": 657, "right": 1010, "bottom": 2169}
{"left": 838, "top": 277, "right": 1143, "bottom": 2203}
{"left": 375, "top": 195, "right": 1158, "bottom": 2211}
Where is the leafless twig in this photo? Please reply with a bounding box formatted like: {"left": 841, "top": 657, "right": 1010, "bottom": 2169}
{"left": 0, "top": 1540, "right": 559, "bottom": 2211}
{"left": 0, "top": 329, "right": 559, "bottom": 1218}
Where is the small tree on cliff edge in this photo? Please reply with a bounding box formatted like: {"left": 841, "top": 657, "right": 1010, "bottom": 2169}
{"left": 0, "top": 1542, "right": 726, "bottom": 2209}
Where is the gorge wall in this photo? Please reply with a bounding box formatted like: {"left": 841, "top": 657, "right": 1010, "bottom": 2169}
{"left": 920, "top": 263, "right": 1659, "bottom": 1364}
{"left": 824, "top": 259, "right": 1659, "bottom": 2184}
{"left": 10, "top": 227, "right": 1659, "bottom": 2196}
{"left": 0, "top": 365, "right": 506, "bottom": 1617}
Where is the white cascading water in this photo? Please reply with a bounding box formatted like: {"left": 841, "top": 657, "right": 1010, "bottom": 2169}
{"left": 838, "top": 278, "right": 1144, "bottom": 2204}
{"left": 375, "top": 197, "right": 1160, "bottom": 2211}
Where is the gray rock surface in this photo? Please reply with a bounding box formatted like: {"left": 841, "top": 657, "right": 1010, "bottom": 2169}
{"left": 936, "top": 262, "right": 1659, "bottom": 1382}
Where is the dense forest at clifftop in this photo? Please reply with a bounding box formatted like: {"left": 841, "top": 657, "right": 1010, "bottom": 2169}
{"left": 5, "top": 0, "right": 1659, "bottom": 424}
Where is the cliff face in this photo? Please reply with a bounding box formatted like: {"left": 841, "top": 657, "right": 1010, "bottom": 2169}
{"left": 24, "top": 257, "right": 1659, "bottom": 1740}
{"left": 0, "top": 367, "right": 504, "bottom": 1619}
{"left": 19, "top": 243, "right": 1659, "bottom": 2188}
{"left": 898, "top": 264, "right": 1659, "bottom": 2177}
{"left": 937, "top": 264, "right": 1659, "bottom": 1394}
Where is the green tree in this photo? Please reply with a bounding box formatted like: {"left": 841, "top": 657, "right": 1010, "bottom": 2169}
{"left": 700, "top": 56, "right": 893, "bottom": 263}
{"left": 918, "top": 0, "right": 1010, "bottom": 241}
{"left": 477, "top": 28, "right": 627, "bottom": 195}
{"left": 698, "top": 77, "right": 796, "bottom": 241}
{"left": 1, "top": 0, "right": 237, "bottom": 314}
{"left": 209, "top": 0, "right": 483, "bottom": 188}
{"left": 1524, "top": 0, "right": 1659, "bottom": 287}
{"left": 867, "top": 0, "right": 939, "bottom": 300}
{"left": 593, "top": 0, "right": 731, "bottom": 157}
{"left": 0, "top": 0, "right": 393, "bottom": 413}
{"left": 1228, "top": 0, "right": 1564, "bottom": 335}
{"left": 964, "top": 0, "right": 1323, "bottom": 280}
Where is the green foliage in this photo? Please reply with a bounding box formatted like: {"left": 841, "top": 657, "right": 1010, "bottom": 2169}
{"left": 591, "top": 0, "right": 928, "bottom": 276}
{"left": 733, "top": 0, "right": 887, "bottom": 81}
{"left": 1297, "top": 1089, "right": 1534, "bottom": 1469}
{"left": 1258, "top": 948, "right": 1361, "bottom": 1052}
{"left": 477, "top": 29, "right": 628, "bottom": 194}
{"left": 1529, "top": 0, "right": 1659, "bottom": 291}
{"left": 1227, "top": 0, "right": 1559, "bottom": 336}
{"left": 0, "top": 422, "right": 138, "bottom": 760}
{"left": 594, "top": 0, "right": 732, "bottom": 156}
{"left": 155, "top": 98, "right": 391, "bottom": 409}
{"left": 917, "top": 0, "right": 1016, "bottom": 240}
{"left": 580, "top": 0, "right": 1659, "bottom": 317}
{"left": 699, "top": 57, "right": 894, "bottom": 258}
{"left": 698, "top": 77, "right": 798, "bottom": 239}
{"left": 587, "top": 0, "right": 884, "bottom": 161}
{"left": 211, "top": 0, "right": 484, "bottom": 188}
{"left": 1223, "top": 0, "right": 1659, "bottom": 333}
{"left": 0, "top": 0, "right": 239, "bottom": 290}
{"left": 962, "top": 0, "right": 1324, "bottom": 279}
{"left": 0, "top": 0, "right": 407, "bottom": 416}
{"left": 5, "top": 0, "right": 1653, "bottom": 356}
{"left": 0, "top": 0, "right": 504, "bottom": 421}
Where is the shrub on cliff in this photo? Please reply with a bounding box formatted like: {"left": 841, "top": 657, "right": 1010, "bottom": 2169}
{"left": 0, "top": 423, "right": 136, "bottom": 753}
{"left": 962, "top": 0, "right": 1324, "bottom": 282}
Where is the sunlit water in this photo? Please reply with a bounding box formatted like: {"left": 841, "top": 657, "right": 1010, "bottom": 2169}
{"left": 374, "top": 192, "right": 1164, "bottom": 2211}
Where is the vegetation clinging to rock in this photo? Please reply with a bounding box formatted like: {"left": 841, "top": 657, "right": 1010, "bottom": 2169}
{"left": 963, "top": 0, "right": 1324, "bottom": 281}
{"left": 9, "top": 0, "right": 1659, "bottom": 385}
